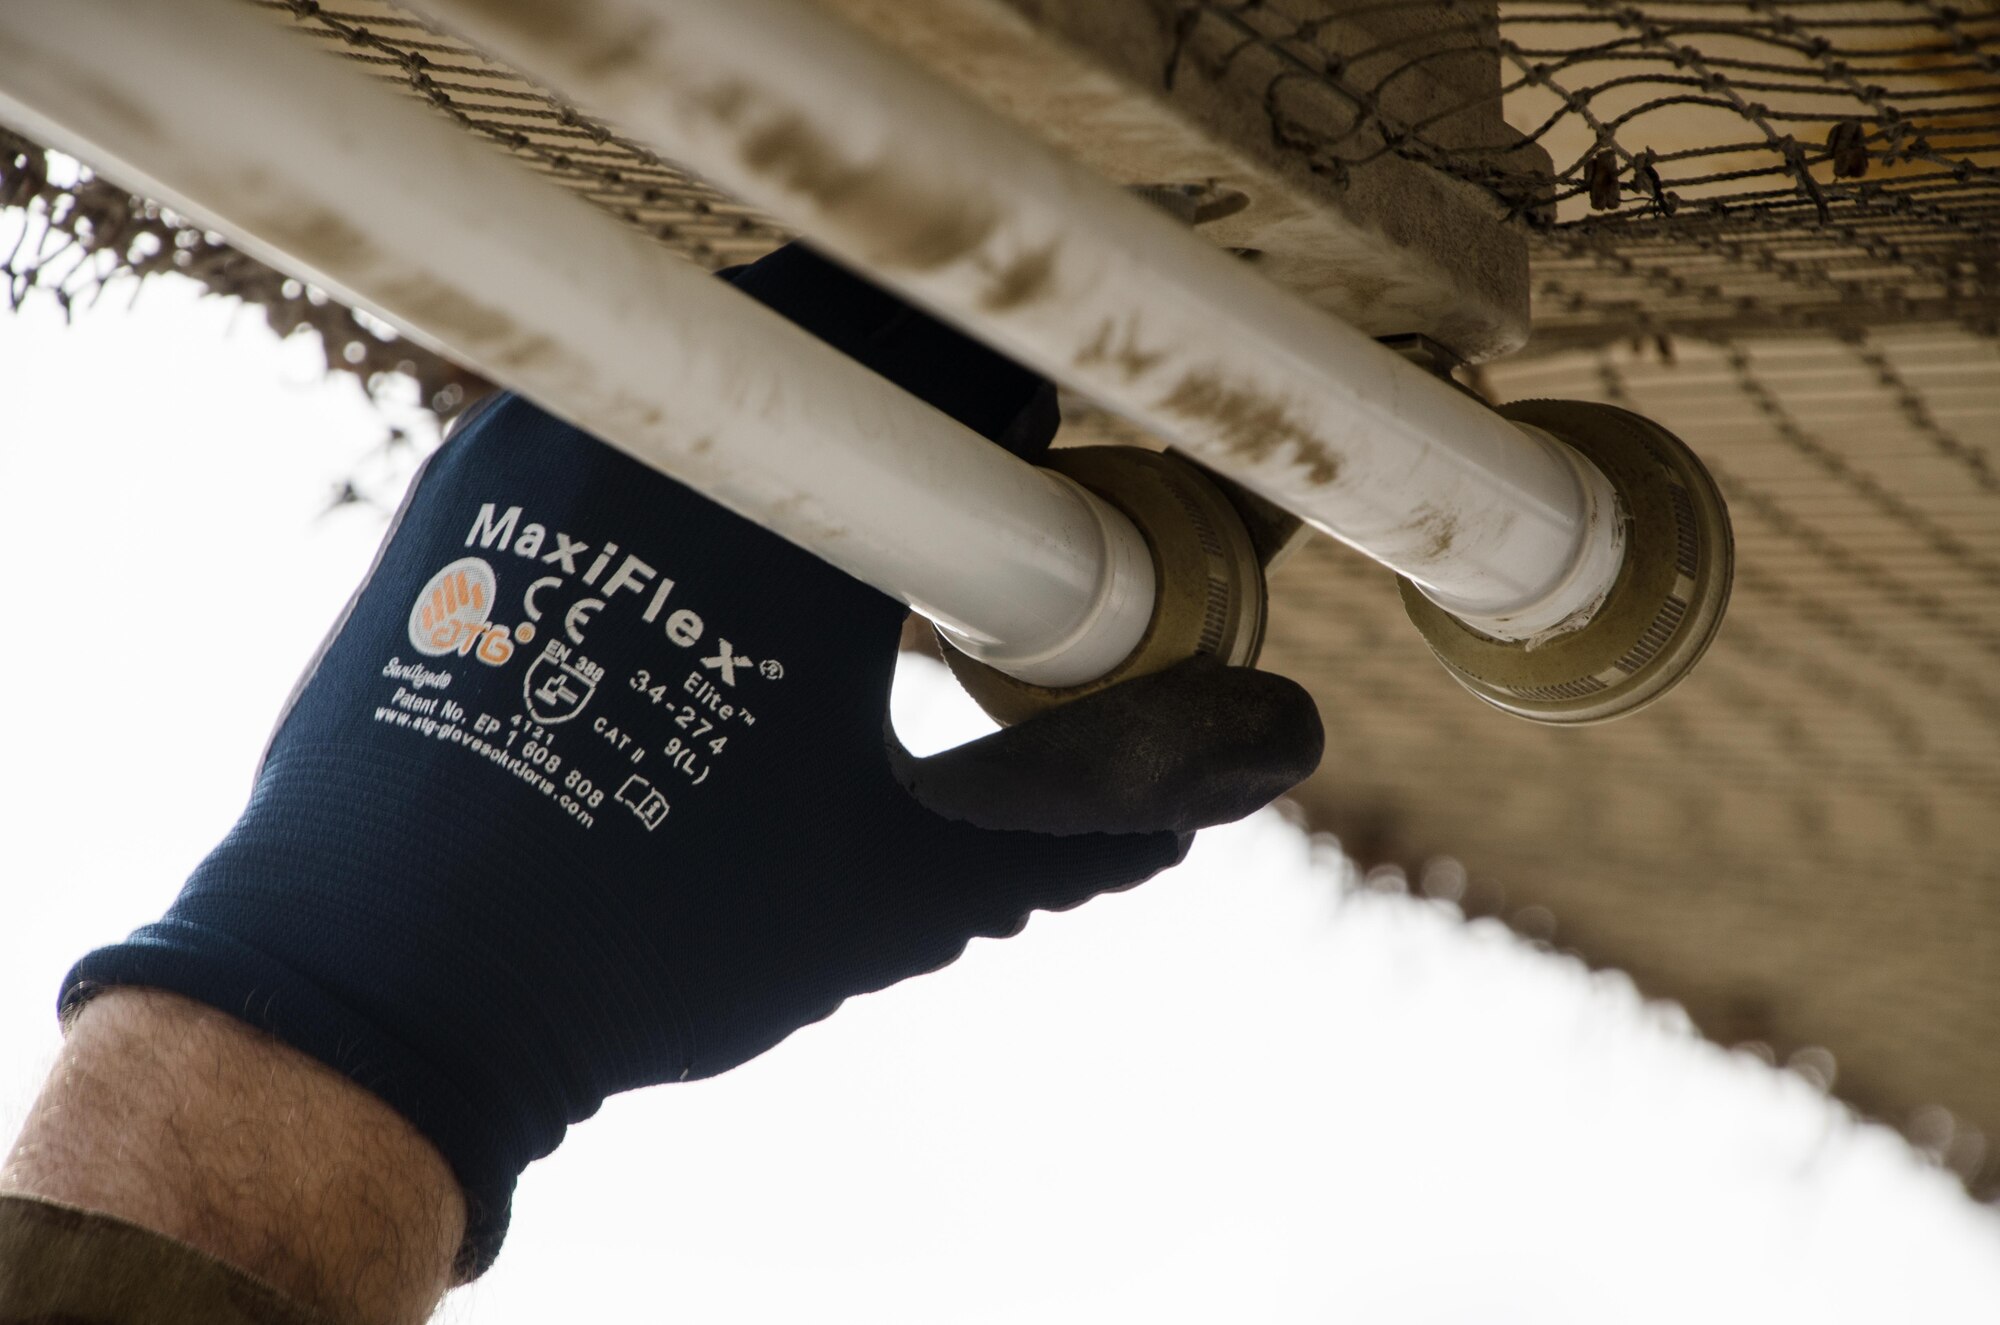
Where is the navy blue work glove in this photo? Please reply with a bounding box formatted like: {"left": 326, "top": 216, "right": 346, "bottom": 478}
{"left": 62, "top": 247, "right": 1322, "bottom": 1278}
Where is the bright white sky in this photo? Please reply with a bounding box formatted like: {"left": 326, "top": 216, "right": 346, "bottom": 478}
{"left": 2, "top": 277, "right": 1996, "bottom": 1322}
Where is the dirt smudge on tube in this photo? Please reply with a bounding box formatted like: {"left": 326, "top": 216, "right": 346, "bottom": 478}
{"left": 741, "top": 115, "right": 873, "bottom": 210}
{"left": 1408, "top": 503, "right": 1460, "bottom": 562}
{"left": 736, "top": 114, "right": 999, "bottom": 272}
{"left": 469, "top": 0, "right": 662, "bottom": 81}
{"left": 0, "top": 30, "right": 162, "bottom": 147}
{"left": 255, "top": 204, "right": 377, "bottom": 271}
{"left": 981, "top": 242, "right": 1059, "bottom": 311}
{"left": 374, "top": 272, "right": 566, "bottom": 376}
{"left": 1158, "top": 369, "right": 1342, "bottom": 484}
{"left": 1076, "top": 316, "right": 1167, "bottom": 381}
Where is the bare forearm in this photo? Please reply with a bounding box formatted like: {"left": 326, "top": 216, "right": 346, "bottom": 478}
{"left": 2, "top": 989, "right": 464, "bottom": 1325}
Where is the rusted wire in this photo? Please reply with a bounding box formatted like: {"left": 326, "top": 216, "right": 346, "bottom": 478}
{"left": 8, "top": 1, "right": 1993, "bottom": 400}
{"left": 1167, "top": 0, "right": 1999, "bottom": 343}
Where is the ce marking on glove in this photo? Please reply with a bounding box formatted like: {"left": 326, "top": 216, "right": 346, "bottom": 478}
{"left": 522, "top": 574, "right": 602, "bottom": 648}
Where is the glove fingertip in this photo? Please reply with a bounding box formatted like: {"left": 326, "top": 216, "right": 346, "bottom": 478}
{"left": 1213, "top": 665, "right": 1325, "bottom": 796}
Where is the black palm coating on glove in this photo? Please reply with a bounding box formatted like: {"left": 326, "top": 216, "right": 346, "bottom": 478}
{"left": 60, "top": 247, "right": 1323, "bottom": 1279}
{"left": 896, "top": 654, "right": 1322, "bottom": 839}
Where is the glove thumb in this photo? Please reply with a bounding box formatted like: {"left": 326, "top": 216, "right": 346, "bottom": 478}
{"left": 899, "top": 655, "right": 1324, "bottom": 838}
{"left": 854, "top": 660, "right": 1318, "bottom": 989}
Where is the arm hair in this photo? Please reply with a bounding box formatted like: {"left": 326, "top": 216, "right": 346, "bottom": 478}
{"left": 2, "top": 988, "right": 465, "bottom": 1325}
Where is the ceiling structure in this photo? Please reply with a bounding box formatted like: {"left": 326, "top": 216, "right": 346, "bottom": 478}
{"left": 4, "top": 0, "right": 1995, "bottom": 1192}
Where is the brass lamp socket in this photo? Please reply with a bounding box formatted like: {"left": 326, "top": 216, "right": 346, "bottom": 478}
{"left": 941, "top": 446, "right": 1268, "bottom": 726}
{"left": 1399, "top": 399, "right": 1734, "bottom": 725}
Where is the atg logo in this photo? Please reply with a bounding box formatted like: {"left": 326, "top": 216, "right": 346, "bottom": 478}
{"left": 408, "top": 557, "right": 514, "bottom": 664}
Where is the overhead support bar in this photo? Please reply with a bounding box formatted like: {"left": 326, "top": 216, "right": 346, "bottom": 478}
{"left": 421, "top": 0, "right": 1626, "bottom": 640}
{"left": 0, "top": 0, "right": 1159, "bottom": 687}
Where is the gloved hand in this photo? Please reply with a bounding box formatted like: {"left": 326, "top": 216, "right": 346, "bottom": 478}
{"left": 62, "top": 248, "right": 1322, "bottom": 1280}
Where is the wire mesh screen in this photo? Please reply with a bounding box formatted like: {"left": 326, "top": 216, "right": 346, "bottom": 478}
{"left": 267, "top": 0, "right": 792, "bottom": 267}
{"left": 11, "top": 2, "right": 1993, "bottom": 355}
{"left": 0, "top": 0, "right": 793, "bottom": 422}
{"left": 1165, "top": 1, "right": 2000, "bottom": 347}
{"left": 1268, "top": 323, "right": 2000, "bottom": 1191}
{"left": 262, "top": 0, "right": 2000, "bottom": 348}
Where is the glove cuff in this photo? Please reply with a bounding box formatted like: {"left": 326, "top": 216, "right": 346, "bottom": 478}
{"left": 60, "top": 742, "right": 698, "bottom": 1279}
{"left": 63, "top": 932, "right": 516, "bottom": 1280}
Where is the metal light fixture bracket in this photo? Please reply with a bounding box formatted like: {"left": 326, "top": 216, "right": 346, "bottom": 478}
{"left": 1400, "top": 399, "right": 1734, "bottom": 725}
{"left": 942, "top": 446, "right": 1268, "bottom": 725}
